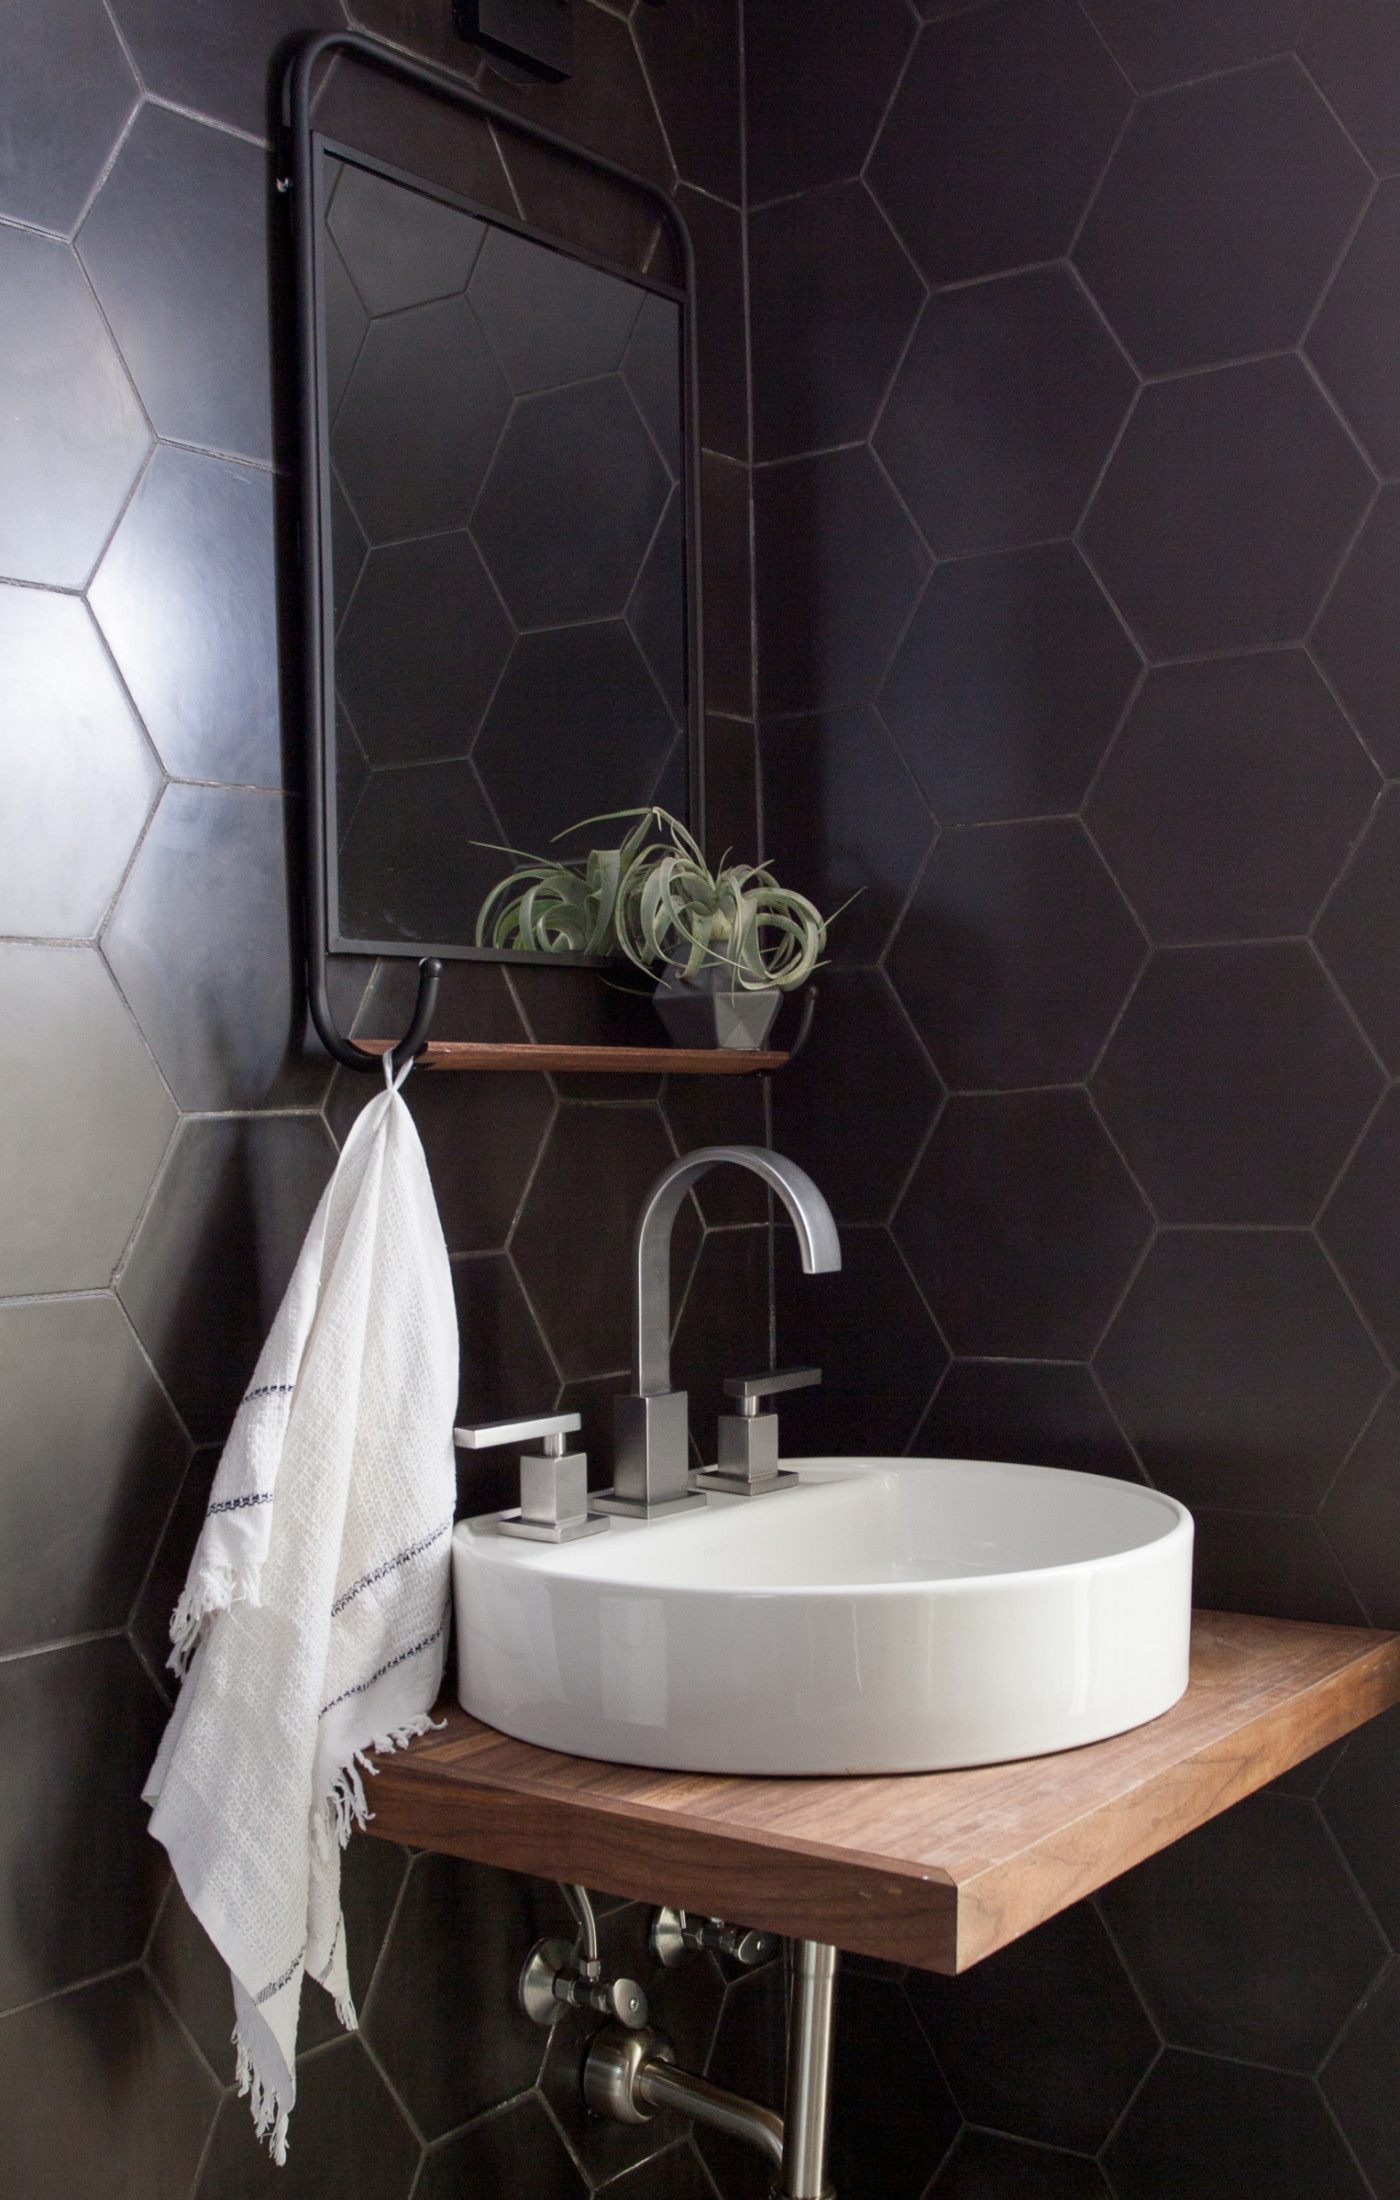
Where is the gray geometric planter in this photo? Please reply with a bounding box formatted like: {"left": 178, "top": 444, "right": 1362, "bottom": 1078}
{"left": 651, "top": 961, "right": 782, "bottom": 1050}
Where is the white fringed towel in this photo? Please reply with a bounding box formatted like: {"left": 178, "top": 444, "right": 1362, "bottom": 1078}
{"left": 143, "top": 1059, "right": 458, "bottom": 2162}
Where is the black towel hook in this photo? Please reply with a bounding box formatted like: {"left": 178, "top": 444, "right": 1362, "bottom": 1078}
{"left": 307, "top": 952, "right": 443, "bottom": 1075}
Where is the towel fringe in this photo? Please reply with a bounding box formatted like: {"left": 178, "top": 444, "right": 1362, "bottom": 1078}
{"left": 169, "top": 1563, "right": 263, "bottom": 1675}
{"left": 236, "top": 2034, "right": 291, "bottom": 2166}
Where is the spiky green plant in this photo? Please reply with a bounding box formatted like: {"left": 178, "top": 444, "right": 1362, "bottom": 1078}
{"left": 474, "top": 807, "right": 828, "bottom": 991}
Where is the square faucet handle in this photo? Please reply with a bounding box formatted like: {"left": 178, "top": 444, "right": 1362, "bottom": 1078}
{"left": 722, "top": 1368, "right": 821, "bottom": 1417}
{"left": 455, "top": 1411, "right": 582, "bottom": 1458}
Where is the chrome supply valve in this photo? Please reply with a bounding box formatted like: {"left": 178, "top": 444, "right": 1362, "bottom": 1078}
{"left": 519, "top": 1937, "right": 648, "bottom": 2029}
{"left": 651, "top": 1907, "right": 778, "bottom": 1969}
{"left": 454, "top": 1410, "right": 608, "bottom": 1543}
{"left": 691, "top": 1367, "right": 821, "bottom": 1497}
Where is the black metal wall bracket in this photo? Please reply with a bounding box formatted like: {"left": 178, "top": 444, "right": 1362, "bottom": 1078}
{"left": 282, "top": 29, "right": 702, "bottom": 1075}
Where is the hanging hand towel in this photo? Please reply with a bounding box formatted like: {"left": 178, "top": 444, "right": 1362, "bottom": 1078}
{"left": 143, "top": 1056, "right": 458, "bottom": 2162}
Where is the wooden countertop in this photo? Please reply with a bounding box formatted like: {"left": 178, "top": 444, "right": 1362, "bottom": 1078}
{"left": 365, "top": 1611, "right": 1400, "bottom": 1974}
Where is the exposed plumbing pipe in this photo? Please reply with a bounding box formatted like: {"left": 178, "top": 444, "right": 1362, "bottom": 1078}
{"left": 583, "top": 1938, "right": 841, "bottom": 2198}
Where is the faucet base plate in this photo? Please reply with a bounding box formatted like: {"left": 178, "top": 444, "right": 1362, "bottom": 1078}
{"left": 499, "top": 1509, "right": 610, "bottom": 1542}
{"left": 591, "top": 1487, "right": 707, "bottom": 1518}
{"left": 690, "top": 1468, "right": 802, "bottom": 1500}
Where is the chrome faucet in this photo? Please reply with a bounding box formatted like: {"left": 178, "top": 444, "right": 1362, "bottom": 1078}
{"left": 592, "top": 1146, "right": 842, "bottom": 1519}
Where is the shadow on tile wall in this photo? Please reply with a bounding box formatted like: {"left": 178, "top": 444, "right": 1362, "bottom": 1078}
{"left": 751, "top": 0, "right": 1400, "bottom": 2191}
{"left": 0, "top": 2, "right": 770, "bottom": 2195}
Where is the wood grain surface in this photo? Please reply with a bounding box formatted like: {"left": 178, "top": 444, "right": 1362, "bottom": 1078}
{"left": 356, "top": 1040, "right": 788, "bottom": 1074}
{"left": 365, "top": 1611, "right": 1400, "bottom": 1972}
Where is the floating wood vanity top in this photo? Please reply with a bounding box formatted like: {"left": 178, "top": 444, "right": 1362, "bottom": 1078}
{"left": 357, "top": 1040, "right": 788, "bottom": 1073}
{"left": 366, "top": 1611, "right": 1400, "bottom": 1974}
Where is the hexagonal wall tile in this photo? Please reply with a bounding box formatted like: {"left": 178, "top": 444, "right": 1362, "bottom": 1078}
{"left": 77, "top": 103, "right": 274, "bottom": 463}
{"left": 886, "top": 818, "right": 1144, "bottom": 1090}
{"left": 1314, "top": 784, "right": 1400, "bottom": 1072}
{"left": 1075, "top": 59, "right": 1368, "bottom": 375}
{"left": 879, "top": 543, "right": 1140, "bottom": 827}
{"left": 0, "top": 1968, "right": 219, "bottom": 2200}
{"left": 336, "top": 757, "right": 506, "bottom": 949}
{"left": 772, "top": 970, "right": 940, "bottom": 1224}
{"left": 1080, "top": 0, "right": 1312, "bottom": 91}
{"left": 1312, "top": 488, "right": 1400, "bottom": 774}
{"left": 748, "top": 181, "right": 925, "bottom": 463}
{"left": 1319, "top": 1088, "right": 1400, "bottom": 1360}
{"left": 1301, "top": 0, "right": 1400, "bottom": 178}
{"left": 103, "top": 784, "right": 326, "bottom": 1113}
{"left": 1096, "top": 1230, "right": 1387, "bottom": 1511}
{"left": 328, "top": 158, "right": 485, "bottom": 317}
{"left": 1086, "top": 652, "right": 1380, "bottom": 943}
{"left": 1318, "top": 1700, "right": 1400, "bottom": 1938}
{"left": 775, "top": 1225, "right": 948, "bottom": 1458}
{"left": 907, "top": 1901, "right": 1156, "bottom": 2153}
{"left": 1108, "top": 2051, "right": 1370, "bottom": 2200}
{"left": 332, "top": 296, "right": 510, "bottom": 544}
{"left": 472, "top": 378, "right": 670, "bottom": 628}
{"left": 109, "top": 0, "right": 343, "bottom": 139}
{"left": 827, "top": 1971, "right": 960, "bottom": 2200}
{"left": 336, "top": 532, "right": 512, "bottom": 770}
{"left": 468, "top": 220, "right": 644, "bottom": 393}
{"left": 870, "top": 0, "right": 1131, "bottom": 286}
{"left": 1099, "top": 1789, "right": 1386, "bottom": 2068}
{"left": 874, "top": 267, "right": 1136, "bottom": 559}
{"left": 362, "top": 1855, "right": 555, "bottom": 2141}
{"left": 417, "top": 2095, "right": 586, "bottom": 2200}
{"left": 0, "top": 584, "right": 159, "bottom": 938}
{"left": 1092, "top": 943, "right": 1382, "bottom": 1224}
{"left": 894, "top": 1090, "right": 1152, "bottom": 1359}
{"left": 760, "top": 705, "right": 936, "bottom": 966}
{"left": 0, "top": 1638, "right": 168, "bottom": 2014}
{"left": 0, "top": 1294, "right": 187, "bottom": 1658}
{"left": 0, "top": 226, "right": 149, "bottom": 587}
{"left": 754, "top": 446, "right": 931, "bottom": 716}
{"left": 1321, "top": 1387, "right": 1400, "bottom": 1628}
{"left": 1321, "top": 1959, "right": 1400, "bottom": 2200}
{"left": 117, "top": 1113, "right": 336, "bottom": 1443}
{"left": 512, "top": 1104, "right": 693, "bottom": 1384}
{"left": 0, "top": 943, "right": 175, "bottom": 1295}
{"left": 1190, "top": 1506, "right": 1367, "bottom": 1626}
{"left": 1081, "top": 356, "right": 1373, "bottom": 659}
{"left": 473, "top": 623, "right": 678, "bottom": 850}
{"left": 0, "top": 0, "right": 136, "bottom": 231}
{"left": 88, "top": 442, "right": 282, "bottom": 789}
{"left": 1308, "top": 180, "right": 1400, "bottom": 480}
{"left": 930, "top": 2132, "right": 1111, "bottom": 2198}
{"left": 745, "top": 0, "right": 914, "bottom": 202}
{"left": 194, "top": 2036, "right": 419, "bottom": 2200}
{"left": 915, "top": 1359, "right": 1143, "bottom": 1481}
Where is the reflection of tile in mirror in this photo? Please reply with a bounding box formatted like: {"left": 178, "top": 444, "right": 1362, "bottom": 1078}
{"left": 327, "top": 158, "right": 486, "bottom": 315}
{"left": 627, "top": 484, "right": 686, "bottom": 719}
{"left": 468, "top": 222, "right": 645, "bottom": 392}
{"left": 623, "top": 292, "right": 683, "bottom": 478}
{"left": 473, "top": 622, "right": 676, "bottom": 849}
{"left": 337, "top": 532, "right": 512, "bottom": 768}
{"left": 322, "top": 230, "right": 367, "bottom": 420}
{"left": 338, "top": 759, "right": 506, "bottom": 947}
{"left": 472, "top": 377, "right": 670, "bottom": 627}
{"left": 332, "top": 294, "right": 510, "bottom": 543}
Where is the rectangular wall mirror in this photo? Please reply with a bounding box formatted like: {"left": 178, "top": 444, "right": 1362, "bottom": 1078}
{"left": 309, "top": 132, "right": 697, "bottom": 964}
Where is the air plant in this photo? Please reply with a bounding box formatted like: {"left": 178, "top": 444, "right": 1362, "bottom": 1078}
{"left": 475, "top": 807, "right": 829, "bottom": 992}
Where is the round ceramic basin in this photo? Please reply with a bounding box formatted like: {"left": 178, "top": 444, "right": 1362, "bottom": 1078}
{"left": 452, "top": 1459, "right": 1194, "bottom": 1775}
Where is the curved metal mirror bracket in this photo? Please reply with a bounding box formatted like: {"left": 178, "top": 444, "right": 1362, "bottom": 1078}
{"left": 282, "top": 29, "right": 702, "bottom": 1072}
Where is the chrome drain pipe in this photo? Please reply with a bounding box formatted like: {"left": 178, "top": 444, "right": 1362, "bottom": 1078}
{"left": 582, "top": 1938, "right": 840, "bottom": 2199}
{"left": 584, "top": 2024, "right": 783, "bottom": 2170}
{"left": 782, "top": 1941, "right": 839, "bottom": 2200}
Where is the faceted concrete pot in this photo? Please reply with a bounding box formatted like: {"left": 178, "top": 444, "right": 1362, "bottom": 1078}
{"left": 652, "top": 961, "right": 782, "bottom": 1050}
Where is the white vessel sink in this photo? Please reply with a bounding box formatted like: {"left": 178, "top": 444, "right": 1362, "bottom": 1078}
{"left": 453, "top": 1459, "right": 1194, "bottom": 1776}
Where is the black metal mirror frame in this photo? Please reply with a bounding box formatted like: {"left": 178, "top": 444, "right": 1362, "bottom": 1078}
{"left": 282, "top": 30, "right": 704, "bottom": 1070}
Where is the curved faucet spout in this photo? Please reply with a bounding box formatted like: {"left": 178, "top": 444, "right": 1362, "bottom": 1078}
{"left": 633, "top": 1146, "right": 841, "bottom": 1397}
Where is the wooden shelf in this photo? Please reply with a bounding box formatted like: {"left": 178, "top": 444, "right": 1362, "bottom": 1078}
{"left": 357, "top": 1040, "right": 788, "bottom": 1074}
{"left": 366, "top": 1611, "right": 1400, "bottom": 1975}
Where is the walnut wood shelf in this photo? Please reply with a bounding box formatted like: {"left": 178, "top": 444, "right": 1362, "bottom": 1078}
{"left": 366, "top": 1611, "right": 1400, "bottom": 1975}
{"left": 358, "top": 1040, "right": 788, "bottom": 1074}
